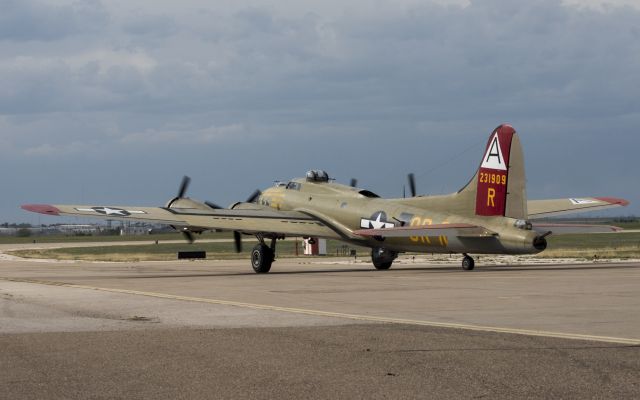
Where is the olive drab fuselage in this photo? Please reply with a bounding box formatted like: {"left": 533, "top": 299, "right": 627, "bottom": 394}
{"left": 258, "top": 178, "right": 542, "bottom": 255}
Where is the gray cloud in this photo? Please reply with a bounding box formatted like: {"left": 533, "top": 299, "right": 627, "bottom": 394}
{"left": 1, "top": 0, "right": 639, "bottom": 221}
{"left": 0, "top": 0, "right": 108, "bottom": 42}
{"left": 5, "top": 1, "right": 638, "bottom": 119}
{"left": 121, "top": 13, "right": 176, "bottom": 37}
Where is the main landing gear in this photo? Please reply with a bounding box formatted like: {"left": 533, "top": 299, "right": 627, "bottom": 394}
{"left": 371, "top": 248, "right": 398, "bottom": 270}
{"left": 251, "top": 235, "right": 278, "bottom": 273}
{"left": 461, "top": 254, "right": 475, "bottom": 270}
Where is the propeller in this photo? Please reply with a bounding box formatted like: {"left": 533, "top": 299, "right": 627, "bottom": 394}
{"left": 167, "top": 175, "right": 191, "bottom": 208}
{"left": 177, "top": 176, "right": 191, "bottom": 198}
{"left": 229, "top": 189, "right": 262, "bottom": 252}
{"left": 182, "top": 230, "right": 195, "bottom": 244}
{"left": 350, "top": 178, "right": 358, "bottom": 188}
{"left": 167, "top": 176, "right": 196, "bottom": 243}
{"left": 233, "top": 231, "right": 242, "bottom": 252}
{"left": 170, "top": 176, "right": 260, "bottom": 250}
{"left": 246, "top": 189, "right": 262, "bottom": 203}
{"left": 407, "top": 173, "right": 417, "bottom": 197}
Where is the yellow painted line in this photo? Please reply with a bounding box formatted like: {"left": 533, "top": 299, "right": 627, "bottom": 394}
{"left": 2, "top": 277, "right": 640, "bottom": 346}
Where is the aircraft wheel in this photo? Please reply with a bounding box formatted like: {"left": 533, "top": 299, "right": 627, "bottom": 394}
{"left": 373, "top": 260, "right": 393, "bottom": 270}
{"left": 251, "top": 243, "right": 273, "bottom": 273}
{"left": 462, "top": 255, "right": 475, "bottom": 271}
{"left": 371, "top": 248, "right": 397, "bottom": 270}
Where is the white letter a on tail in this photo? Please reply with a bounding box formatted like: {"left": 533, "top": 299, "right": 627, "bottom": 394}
{"left": 481, "top": 134, "right": 507, "bottom": 171}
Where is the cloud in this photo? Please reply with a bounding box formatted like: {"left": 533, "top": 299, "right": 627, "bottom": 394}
{"left": 2, "top": 0, "right": 640, "bottom": 221}
{"left": 0, "top": 0, "right": 108, "bottom": 42}
{"left": 65, "top": 50, "right": 157, "bottom": 74}
{"left": 121, "top": 13, "right": 177, "bottom": 37}
{"left": 0, "top": 47, "right": 161, "bottom": 116}
{"left": 3, "top": 0, "right": 638, "bottom": 121}
{"left": 562, "top": 0, "right": 640, "bottom": 10}
{"left": 23, "top": 141, "right": 91, "bottom": 156}
{"left": 119, "top": 123, "right": 251, "bottom": 145}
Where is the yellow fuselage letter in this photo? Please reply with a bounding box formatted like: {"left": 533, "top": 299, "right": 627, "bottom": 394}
{"left": 487, "top": 187, "right": 496, "bottom": 207}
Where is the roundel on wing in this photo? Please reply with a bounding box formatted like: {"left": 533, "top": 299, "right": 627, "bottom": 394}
{"left": 92, "top": 207, "right": 131, "bottom": 216}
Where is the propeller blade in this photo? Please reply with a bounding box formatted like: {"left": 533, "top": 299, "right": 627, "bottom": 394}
{"left": 350, "top": 178, "right": 358, "bottom": 188}
{"left": 205, "top": 201, "right": 222, "bottom": 209}
{"left": 182, "top": 230, "right": 195, "bottom": 244}
{"left": 233, "top": 231, "right": 242, "bottom": 253}
{"left": 408, "top": 173, "right": 416, "bottom": 197}
{"left": 246, "top": 189, "right": 261, "bottom": 203}
{"left": 177, "top": 176, "right": 191, "bottom": 198}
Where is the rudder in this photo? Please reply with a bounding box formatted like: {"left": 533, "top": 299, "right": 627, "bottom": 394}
{"left": 471, "top": 124, "right": 527, "bottom": 219}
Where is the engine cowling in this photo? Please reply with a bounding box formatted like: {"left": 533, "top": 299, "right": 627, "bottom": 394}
{"left": 165, "top": 197, "right": 212, "bottom": 211}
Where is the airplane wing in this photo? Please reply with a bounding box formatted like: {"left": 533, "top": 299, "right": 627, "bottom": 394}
{"left": 354, "top": 223, "right": 497, "bottom": 238}
{"left": 527, "top": 197, "right": 629, "bottom": 219}
{"left": 21, "top": 203, "right": 345, "bottom": 239}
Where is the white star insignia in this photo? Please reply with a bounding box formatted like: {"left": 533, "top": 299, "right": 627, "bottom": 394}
{"left": 95, "top": 207, "right": 128, "bottom": 216}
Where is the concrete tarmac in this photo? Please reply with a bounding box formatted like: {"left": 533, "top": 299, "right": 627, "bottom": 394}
{"left": 1, "top": 255, "right": 639, "bottom": 398}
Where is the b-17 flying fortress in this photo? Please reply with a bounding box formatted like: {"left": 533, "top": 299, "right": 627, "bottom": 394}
{"left": 23, "top": 124, "right": 629, "bottom": 273}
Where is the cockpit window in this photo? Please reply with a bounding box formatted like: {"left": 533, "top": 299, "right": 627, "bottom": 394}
{"left": 286, "top": 182, "right": 301, "bottom": 190}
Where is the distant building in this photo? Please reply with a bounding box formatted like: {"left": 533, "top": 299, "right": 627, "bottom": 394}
{"left": 304, "top": 238, "right": 327, "bottom": 255}
{"left": 56, "top": 224, "right": 101, "bottom": 234}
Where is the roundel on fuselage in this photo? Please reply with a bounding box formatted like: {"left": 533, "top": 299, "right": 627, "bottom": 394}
{"left": 360, "top": 211, "right": 395, "bottom": 229}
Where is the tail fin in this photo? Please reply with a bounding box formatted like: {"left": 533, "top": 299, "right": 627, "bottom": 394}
{"left": 397, "top": 124, "right": 527, "bottom": 219}
{"left": 462, "top": 124, "right": 527, "bottom": 219}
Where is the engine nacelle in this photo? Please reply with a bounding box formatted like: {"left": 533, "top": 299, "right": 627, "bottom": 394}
{"left": 165, "top": 197, "right": 212, "bottom": 211}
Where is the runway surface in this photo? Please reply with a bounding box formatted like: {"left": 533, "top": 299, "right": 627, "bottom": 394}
{"left": 1, "top": 255, "right": 639, "bottom": 398}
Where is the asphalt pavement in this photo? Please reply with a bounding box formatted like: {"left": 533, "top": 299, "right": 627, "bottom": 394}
{"left": 1, "top": 255, "right": 639, "bottom": 399}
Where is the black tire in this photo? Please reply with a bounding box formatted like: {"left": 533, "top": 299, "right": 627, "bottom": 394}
{"left": 462, "top": 256, "right": 475, "bottom": 271}
{"left": 373, "top": 261, "right": 392, "bottom": 270}
{"left": 251, "top": 244, "right": 273, "bottom": 273}
{"left": 371, "top": 248, "right": 396, "bottom": 270}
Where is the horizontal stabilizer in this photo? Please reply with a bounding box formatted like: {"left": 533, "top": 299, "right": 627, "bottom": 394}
{"left": 532, "top": 223, "right": 623, "bottom": 235}
{"left": 528, "top": 197, "right": 629, "bottom": 219}
{"left": 355, "top": 223, "right": 496, "bottom": 238}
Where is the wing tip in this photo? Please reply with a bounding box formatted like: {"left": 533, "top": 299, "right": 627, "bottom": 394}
{"left": 594, "top": 197, "right": 630, "bottom": 207}
{"left": 21, "top": 204, "right": 60, "bottom": 216}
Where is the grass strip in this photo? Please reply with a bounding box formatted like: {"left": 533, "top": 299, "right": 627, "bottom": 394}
{"left": 8, "top": 240, "right": 370, "bottom": 262}
{"left": 7, "top": 233, "right": 640, "bottom": 262}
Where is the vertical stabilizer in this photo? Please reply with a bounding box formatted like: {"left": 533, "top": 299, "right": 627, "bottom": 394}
{"left": 472, "top": 124, "right": 527, "bottom": 219}
{"left": 396, "top": 124, "right": 528, "bottom": 220}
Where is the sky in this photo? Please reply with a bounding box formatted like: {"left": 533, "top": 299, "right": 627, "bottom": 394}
{"left": 1, "top": 0, "right": 639, "bottom": 224}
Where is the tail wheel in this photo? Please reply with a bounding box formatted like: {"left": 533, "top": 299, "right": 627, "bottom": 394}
{"left": 251, "top": 244, "right": 273, "bottom": 273}
{"left": 462, "top": 255, "right": 475, "bottom": 270}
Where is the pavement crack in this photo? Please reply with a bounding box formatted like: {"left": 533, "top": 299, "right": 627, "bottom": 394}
{"left": 125, "top": 315, "right": 158, "bottom": 322}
